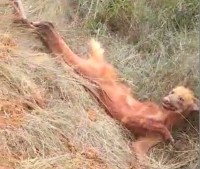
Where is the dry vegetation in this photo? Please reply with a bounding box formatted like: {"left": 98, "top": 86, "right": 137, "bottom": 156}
{"left": 0, "top": 0, "right": 199, "bottom": 169}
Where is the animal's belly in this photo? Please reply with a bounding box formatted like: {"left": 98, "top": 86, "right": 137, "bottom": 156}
{"left": 128, "top": 127, "right": 148, "bottom": 137}
{"left": 127, "top": 126, "right": 162, "bottom": 139}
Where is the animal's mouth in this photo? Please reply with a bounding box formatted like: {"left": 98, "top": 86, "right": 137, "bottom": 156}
{"left": 162, "top": 100, "right": 177, "bottom": 111}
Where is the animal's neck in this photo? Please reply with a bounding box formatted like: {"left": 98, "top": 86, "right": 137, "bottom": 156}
{"left": 162, "top": 107, "right": 190, "bottom": 129}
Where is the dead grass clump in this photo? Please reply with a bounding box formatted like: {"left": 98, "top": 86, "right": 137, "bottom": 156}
{"left": 0, "top": 29, "right": 133, "bottom": 168}
{"left": 0, "top": 34, "right": 18, "bottom": 60}
{"left": 0, "top": 100, "right": 25, "bottom": 127}
{"left": 19, "top": 153, "right": 109, "bottom": 169}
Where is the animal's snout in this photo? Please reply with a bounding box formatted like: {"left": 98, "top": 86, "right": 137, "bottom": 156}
{"left": 163, "top": 97, "right": 170, "bottom": 104}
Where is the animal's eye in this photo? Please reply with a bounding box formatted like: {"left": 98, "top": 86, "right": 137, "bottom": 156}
{"left": 170, "top": 91, "right": 175, "bottom": 94}
{"left": 179, "top": 97, "right": 184, "bottom": 102}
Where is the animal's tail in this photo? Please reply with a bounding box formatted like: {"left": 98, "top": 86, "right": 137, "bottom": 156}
{"left": 88, "top": 38, "right": 105, "bottom": 62}
{"left": 88, "top": 38, "right": 119, "bottom": 80}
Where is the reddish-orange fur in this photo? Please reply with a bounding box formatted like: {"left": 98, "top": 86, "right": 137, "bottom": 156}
{"left": 33, "top": 22, "right": 199, "bottom": 167}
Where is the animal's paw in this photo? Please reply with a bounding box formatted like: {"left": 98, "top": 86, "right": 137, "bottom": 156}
{"left": 164, "top": 129, "right": 174, "bottom": 144}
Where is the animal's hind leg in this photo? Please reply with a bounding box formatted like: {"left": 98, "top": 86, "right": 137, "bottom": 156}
{"left": 132, "top": 136, "right": 162, "bottom": 168}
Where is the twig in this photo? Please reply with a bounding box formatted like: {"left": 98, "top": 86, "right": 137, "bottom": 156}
{"left": 10, "top": 0, "right": 27, "bottom": 20}
{"left": 10, "top": 0, "right": 36, "bottom": 27}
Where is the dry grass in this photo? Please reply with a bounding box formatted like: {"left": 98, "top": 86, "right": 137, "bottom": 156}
{"left": 0, "top": 0, "right": 198, "bottom": 169}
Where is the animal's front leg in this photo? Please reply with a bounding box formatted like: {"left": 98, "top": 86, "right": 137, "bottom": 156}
{"left": 122, "top": 116, "right": 174, "bottom": 143}
{"left": 132, "top": 136, "right": 162, "bottom": 169}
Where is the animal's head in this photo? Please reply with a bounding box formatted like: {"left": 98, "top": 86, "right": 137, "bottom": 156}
{"left": 162, "top": 86, "right": 199, "bottom": 113}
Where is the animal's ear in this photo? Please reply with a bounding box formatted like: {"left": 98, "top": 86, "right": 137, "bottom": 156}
{"left": 191, "top": 98, "right": 199, "bottom": 112}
